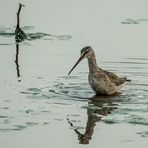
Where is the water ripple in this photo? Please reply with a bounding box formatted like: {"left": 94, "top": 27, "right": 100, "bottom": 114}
{"left": 137, "top": 131, "right": 148, "bottom": 137}
{"left": 0, "top": 26, "right": 72, "bottom": 42}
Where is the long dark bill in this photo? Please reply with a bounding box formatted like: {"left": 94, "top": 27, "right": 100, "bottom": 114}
{"left": 68, "top": 53, "right": 85, "bottom": 76}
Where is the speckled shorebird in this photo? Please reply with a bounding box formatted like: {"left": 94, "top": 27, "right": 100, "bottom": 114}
{"left": 68, "top": 46, "right": 131, "bottom": 95}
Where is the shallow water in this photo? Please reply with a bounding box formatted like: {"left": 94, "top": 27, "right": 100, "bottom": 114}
{"left": 0, "top": 0, "right": 148, "bottom": 148}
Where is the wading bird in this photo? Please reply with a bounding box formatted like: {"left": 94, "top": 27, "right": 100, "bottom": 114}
{"left": 68, "top": 46, "right": 130, "bottom": 95}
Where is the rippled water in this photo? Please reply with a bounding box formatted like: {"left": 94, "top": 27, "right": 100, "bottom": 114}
{"left": 0, "top": 26, "right": 71, "bottom": 42}
{"left": 0, "top": 0, "right": 148, "bottom": 148}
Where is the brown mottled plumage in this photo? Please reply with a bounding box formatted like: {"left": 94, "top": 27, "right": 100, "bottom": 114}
{"left": 68, "top": 46, "right": 130, "bottom": 95}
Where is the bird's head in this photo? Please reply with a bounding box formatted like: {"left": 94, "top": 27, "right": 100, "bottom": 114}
{"left": 80, "top": 46, "right": 94, "bottom": 58}
{"left": 68, "top": 46, "right": 93, "bottom": 75}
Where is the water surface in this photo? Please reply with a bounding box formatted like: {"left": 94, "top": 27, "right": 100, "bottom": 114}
{"left": 0, "top": 0, "right": 148, "bottom": 148}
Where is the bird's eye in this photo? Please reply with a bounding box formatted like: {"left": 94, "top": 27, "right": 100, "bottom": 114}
{"left": 85, "top": 50, "right": 89, "bottom": 54}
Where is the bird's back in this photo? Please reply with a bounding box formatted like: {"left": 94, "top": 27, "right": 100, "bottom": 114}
{"left": 102, "top": 69, "right": 128, "bottom": 86}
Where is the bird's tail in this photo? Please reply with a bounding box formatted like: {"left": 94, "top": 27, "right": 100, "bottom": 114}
{"left": 122, "top": 77, "right": 131, "bottom": 82}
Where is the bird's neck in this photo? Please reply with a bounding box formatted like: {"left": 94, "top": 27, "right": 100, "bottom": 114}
{"left": 87, "top": 53, "right": 98, "bottom": 73}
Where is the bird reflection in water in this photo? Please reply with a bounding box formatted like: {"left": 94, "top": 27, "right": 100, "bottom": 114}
{"left": 67, "top": 95, "right": 118, "bottom": 144}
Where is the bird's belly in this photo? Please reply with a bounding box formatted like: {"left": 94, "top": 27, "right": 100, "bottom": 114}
{"left": 88, "top": 74, "right": 119, "bottom": 95}
{"left": 89, "top": 77, "right": 107, "bottom": 94}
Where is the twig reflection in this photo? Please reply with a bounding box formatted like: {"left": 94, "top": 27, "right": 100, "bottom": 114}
{"left": 15, "top": 43, "right": 21, "bottom": 82}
